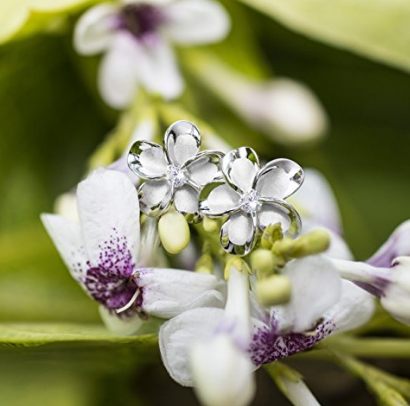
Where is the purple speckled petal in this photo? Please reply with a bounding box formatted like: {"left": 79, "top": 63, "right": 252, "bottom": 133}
{"left": 77, "top": 169, "right": 141, "bottom": 267}
{"left": 249, "top": 317, "right": 334, "bottom": 366}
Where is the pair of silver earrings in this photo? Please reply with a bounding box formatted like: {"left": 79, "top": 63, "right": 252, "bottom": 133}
{"left": 128, "top": 120, "right": 304, "bottom": 256}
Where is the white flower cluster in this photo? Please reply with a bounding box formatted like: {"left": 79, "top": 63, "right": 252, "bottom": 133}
{"left": 42, "top": 117, "right": 410, "bottom": 406}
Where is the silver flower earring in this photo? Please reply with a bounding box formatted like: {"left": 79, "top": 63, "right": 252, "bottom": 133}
{"left": 128, "top": 120, "right": 224, "bottom": 223}
{"left": 199, "top": 147, "right": 304, "bottom": 256}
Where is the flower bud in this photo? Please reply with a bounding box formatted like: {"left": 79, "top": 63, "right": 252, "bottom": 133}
{"left": 203, "top": 217, "right": 219, "bottom": 234}
{"left": 250, "top": 249, "right": 275, "bottom": 278}
{"left": 255, "top": 275, "right": 292, "bottom": 307}
{"left": 54, "top": 192, "right": 79, "bottom": 222}
{"left": 158, "top": 211, "right": 190, "bottom": 254}
{"left": 273, "top": 230, "right": 331, "bottom": 260}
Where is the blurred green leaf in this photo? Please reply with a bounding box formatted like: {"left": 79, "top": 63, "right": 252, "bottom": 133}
{"left": 0, "top": 323, "right": 157, "bottom": 347}
{"left": 0, "top": 0, "right": 95, "bottom": 44}
{"left": 238, "top": 0, "right": 410, "bottom": 74}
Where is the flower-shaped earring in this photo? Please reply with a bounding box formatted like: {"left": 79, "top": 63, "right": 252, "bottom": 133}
{"left": 128, "top": 120, "right": 223, "bottom": 223}
{"left": 199, "top": 147, "right": 304, "bottom": 256}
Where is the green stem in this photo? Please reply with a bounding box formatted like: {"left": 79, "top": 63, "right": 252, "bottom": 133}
{"left": 331, "top": 351, "right": 410, "bottom": 405}
{"left": 323, "top": 336, "right": 410, "bottom": 358}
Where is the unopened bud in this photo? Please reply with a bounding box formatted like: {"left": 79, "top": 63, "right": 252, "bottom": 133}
{"left": 273, "top": 230, "right": 330, "bottom": 260}
{"left": 261, "top": 223, "right": 284, "bottom": 249}
{"left": 203, "top": 217, "right": 219, "bottom": 234}
{"left": 255, "top": 275, "right": 292, "bottom": 307}
{"left": 158, "top": 211, "right": 190, "bottom": 254}
{"left": 250, "top": 249, "right": 275, "bottom": 278}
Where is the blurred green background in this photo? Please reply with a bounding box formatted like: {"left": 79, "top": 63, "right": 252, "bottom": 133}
{"left": 1, "top": 1, "right": 410, "bottom": 405}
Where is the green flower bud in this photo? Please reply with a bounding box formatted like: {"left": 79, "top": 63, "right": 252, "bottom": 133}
{"left": 261, "top": 223, "right": 284, "bottom": 249}
{"left": 255, "top": 275, "right": 292, "bottom": 307}
{"left": 203, "top": 217, "right": 219, "bottom": 234}
{"left": 273, "top": 229, "right": 330, "bottom": 260}
{"left": 158, "top": 211, "right": 190, "bottom": 254}
{"left": 250, "top": 249, "right": 276, "bottom": 279}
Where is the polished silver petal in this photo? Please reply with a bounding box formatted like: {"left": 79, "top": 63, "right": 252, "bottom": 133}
{"left": 199, "top": 182, "right": 240, "bottom": 218}
{"left": 164, "top": 120, "right": 201, "bottom": 166}
{"left": 138, "top": 179, "right": 173, "bottom": 217}
{"left": 128, "top": 140, "right": 168, "bottom": 180}
{"left": 222, "top": 147, "right": 260, "bottom": 193}
{"left": 174, "top": 184, "right": 202, "bottom": 223}
{"left": 184, "top": 150, "right": 224, "bottom": 188}
{"left": 255, "top": 158, "right": 304, "bottom": 199}
{"left": 220, "top": 211, "right": 257, "bottom": 256}
{"left": 258, "top": 198, "right": 302, "bottom": 238}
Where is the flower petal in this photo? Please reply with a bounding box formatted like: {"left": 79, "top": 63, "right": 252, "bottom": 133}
{"left": 367, "top": 220, "right": 410, "bottom": 268}
{"left": 98, "top": 33, "right": 140, "bottom": 109}
{"left": 138, "top": 39, "right": 184, "bottom": 100}
{"left": 74, "top": 3, "right": 117, "bottom": 55}
{"left": 128, "top": 140, "right": 168, "bottom": 179}
{"left": 163, "top": 0, "right": 231, "bottom": 45}
{"left": 199, "top": 183, "right": 240, "bottom": 217}
{"left": 277, "top": 256, "right": 342, "bottom": 333}
{"left": 138, "top": 179, "right": 172, "bottom": 217}
{"left": 258, "top": 200, "right": 302, "bottom": 238}
{"left": 41, "top": 214, "right": 87, "bottom": 287}
{"left": 325, "top": 280, "right": 375, "bottom": 334}
{"left": 159, "top": 307, "right": 224, "bottom": 386}
{"left": 174, "top": 184, "right": 201, "bottom": 223}
{"left": 288, "top": 169, "right": 342, "bottom": 235}
{"left": 99, "top": 306, "right": 144, "bottom": 335}
{"left": 139, "top": 269, "right": 226, "bottom": 318}
{"left": 164, "top": 120, "right": 201, "bottom": 166}
{"left": 185, "top": 150, "right": 224, "bottom": 187}
{"left": 255, "top": 158, "right": 304, "bottom": 199}
{"left": 222, "top": 147, "right": 259, "bottom": 193}
{"left": 221, "top": 212, "right": 256, "bottom": 256}
{"left": 77, "top": 169, "right": 140, "bottom": 267}
{"left": 191, "top": 335, "right": 256, "bottom": 406}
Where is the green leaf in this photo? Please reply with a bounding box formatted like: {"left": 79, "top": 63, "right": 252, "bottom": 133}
{"left": 0, "top": 323, "right": 157, "bottom": 347}
{"left": 0, "top": 0, "right": 95, "bottom": 45}
{"left": 238, "top": 0, "right": 410, "bottom": 74}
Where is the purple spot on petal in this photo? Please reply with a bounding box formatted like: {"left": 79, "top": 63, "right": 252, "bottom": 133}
{"left": 116, "top": 4, "right": 165, "bottom": 41}
{"left": 84, "top": 229, "right": 144, "bottom": 317}
{"left": 249, "top": 317, "right": 335, "bottom": 366}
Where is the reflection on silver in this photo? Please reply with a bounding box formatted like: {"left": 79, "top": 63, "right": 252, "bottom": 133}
{"left": 128, "top": 120, "right": 224, "bottom": 222}
{"left": 199, "top": 147, "right": 304, "bottom": 256}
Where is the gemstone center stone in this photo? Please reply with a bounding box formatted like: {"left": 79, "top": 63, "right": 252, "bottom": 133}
{"left": 239, "top": 190, "right": 260, "bottom": 213}
{"left": 166, "top": 165, "right": 188, "bottom": 188}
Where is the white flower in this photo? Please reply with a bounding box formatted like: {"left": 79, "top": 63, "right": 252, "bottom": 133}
{"left": 41, "top": 168, "right": 225, "bottom": 335}
{"left": 199, "top": 147, "right": 304, "bottom": 255}
{"left": 74, "top": 0, "right": 230, "bottom": 108}
{"left": 160, "top": 259, "right": 256, "bottom": 406}
{"left": 128, "top": 120, "right": 223, "bottom": 222}
{"left": 159, "top": 256, "right": 374, "bottom": 406}
{"left": 331, "top": 254, "right": 410, "bottom": 325}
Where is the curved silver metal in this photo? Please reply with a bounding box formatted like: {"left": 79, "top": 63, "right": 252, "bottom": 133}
{"left": 128, "top": 140, "right": 168, "bottom": 180}
{"left": 222, "top": 147, "right": 260, "bottom": 193}
{"left": 220, "top": 211, "right": 258, "bottom": 257}
{"left": 258, "top": 197, "right": 302, "bottom": 238}
{"left": 138, "top": 179, "right": 173, "bottom": 218}
{"left": 199, "top": 182, "right": 241, "bottom": 218}
{"left": 255, "top": 158, "right": 304, "bottom": 199}
{"left": 163, "top": 120, "right": 201, "bottom": 166}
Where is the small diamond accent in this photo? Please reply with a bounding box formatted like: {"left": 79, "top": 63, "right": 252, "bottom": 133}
{"left": 239, "top": 190, "right": 260, "bottom": 213}
{"left": 166, "top": 165, "right": 187, "bottom": 188}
